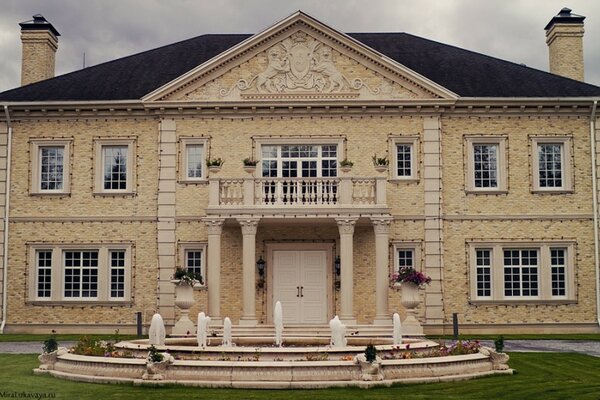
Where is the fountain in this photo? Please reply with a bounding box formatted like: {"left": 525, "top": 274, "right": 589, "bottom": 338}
{"left": 148, "top": 313, "right": 166, "bottom": 346}
{"left": 329, "top": 315, "right": 347, "bottom": 347}
{"left": 222, "top": 317, "right": 233, "bottom": 348}
{"left": 35, "top": 312, "right": 512, "bottom": 388}
{"left": 393, "top": 313, "right": 402, "bottom": 345}
{"left": 197, "top": 312, "right": 211, "bottom": 348}
{"left": 274, "top": 301, "right": 283, "bottom": 347}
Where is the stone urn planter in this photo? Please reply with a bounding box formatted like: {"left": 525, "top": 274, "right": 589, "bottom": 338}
{"left": 142, "top": 352, "right": 175, "bottom": 381}
{"left": 38, "top": 347, "right": 68, "bottom": 370}
{"left": 354, "top": 354, "right": 384, "bottom": 381}
{"left": 400, "top": 281, "right": 424, "bottom": 335}
{"left": 172, "top": 280, "right": 196, "bottom": 335}
{"left": 208, "top": 165, "right": 222, "bottom": 174}
{"left": 243, "top": 165, "right": 257, "bottom": 174}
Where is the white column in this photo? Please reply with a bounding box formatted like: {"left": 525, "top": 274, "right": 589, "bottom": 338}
{"left": 237, "top": 217, "right": 260, "bottom": 325}
{"left": 336, "top": 217, "right": 358, "bottom": 324}
{"left": 372, "top": 216, "right": 393, "bottom": 325}
{"left": 204, "top": 217, "right": 225, "bottom": 324}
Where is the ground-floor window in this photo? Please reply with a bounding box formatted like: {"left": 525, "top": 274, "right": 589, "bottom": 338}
{"left": 469, "top": 242, "right": 575, "bottom": 303}
{"left": 29, "top": 244, "right": 132, "bottom": 303}
{"left": 178, "top": 243, "right": 207, "bottom": 287}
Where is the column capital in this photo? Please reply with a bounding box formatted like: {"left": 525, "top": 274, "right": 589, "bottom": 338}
{"left": 203, "top": 217, "right": 225, "bottom": 235}
{"left": 335, "top": 217, "right": 358, "bottom": 235}
{"left": 237, "top": 217, "right": 260, "bottom": 235}
{"left": 371, "top": 216, "right": 393, "bottom": 235}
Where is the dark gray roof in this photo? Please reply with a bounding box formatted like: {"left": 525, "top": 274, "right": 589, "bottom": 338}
{"left": 1, "top": 32, "right": 599, "bottom": 102}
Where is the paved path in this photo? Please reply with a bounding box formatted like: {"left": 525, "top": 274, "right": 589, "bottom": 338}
{"left": 0, "top": 340, "right": 599, "bottom": 356}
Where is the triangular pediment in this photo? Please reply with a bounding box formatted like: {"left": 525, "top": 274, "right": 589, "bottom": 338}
{"left": 143, "top": 12, "right": 457, "bottom": 103}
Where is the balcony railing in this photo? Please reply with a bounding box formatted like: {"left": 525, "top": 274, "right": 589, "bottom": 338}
{"left": 209, "top": 176, "right": 387, "bottom": 210}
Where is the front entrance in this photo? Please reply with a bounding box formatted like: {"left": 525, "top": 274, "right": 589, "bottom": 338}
{"left": 272, "top": 249, "right": 329, "bottom": 324}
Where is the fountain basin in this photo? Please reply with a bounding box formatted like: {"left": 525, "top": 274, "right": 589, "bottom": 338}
{"left": 34, "top": 338, "right": 512, "bottom": 388}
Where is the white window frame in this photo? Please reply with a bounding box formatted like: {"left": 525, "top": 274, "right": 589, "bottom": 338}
{"left": 391, "top": 241, "right": 422, "bottom": 276}
{"left": 465, "top": 136, "right": 508, "bottom": 193}
{"left": 468, "top": 241, "right": 576, "bottom": 303}
{"left": 30, "top": 139, "right": 72, "bottom": 195}
{"left": 179, "top": 137, "right": 209, "bottom": 183}
{"left": 389, "top": 136, "right": 419, "bottom": 181}
{"left": 27, "top": 243, "right": 133, "bottom": 303}
{"left": 253, "top": 137, "right": 345, "bottom": 177}
{"left": 531, "top": 136, "right": 573, "bottom": 193}
{"left": 178, "top": 242, "right": 207, "bottom": 288}
{"left": 94, "top": 138, "right": 136, "bottom": 194}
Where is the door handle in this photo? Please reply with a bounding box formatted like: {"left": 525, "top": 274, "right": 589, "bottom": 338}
{"left": 297, "top": 286, "right": 300, "bottom": 297}
{"left": 300, "top": 286, "right": 304, "bottom": 297}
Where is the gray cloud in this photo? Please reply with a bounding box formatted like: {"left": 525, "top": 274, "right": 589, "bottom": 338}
{"left": 1, "top": 0, "right": 599, "bottom": 92}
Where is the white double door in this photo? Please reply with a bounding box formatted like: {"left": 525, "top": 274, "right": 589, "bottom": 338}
{"left": 273, "top": 250, "right": 328, "bottom": 324}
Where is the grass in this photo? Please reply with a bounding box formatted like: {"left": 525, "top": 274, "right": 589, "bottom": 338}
{"left": 0, "top": 352, "right": 599, "bottom": 399}
{"left": 428, "top": 333, "right": 600, "bottom": 341}
{"left": 0, "top": 334, "right": 142, "bottom": 342}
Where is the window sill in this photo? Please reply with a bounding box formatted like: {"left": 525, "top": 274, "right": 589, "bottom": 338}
{"left": 93, "top": 191, "right": 136, "bottom": 197}
{"left": 29, "top": 192, "right": 71, "bottom": 197}
{"left": 469, "top": 299, "right": 577, "bottom": 305}
{"left": 26, "top": 300, "right": 133, "bottom": 306}
{"left": 178, "top": 179, "right": 209, "bottom": 185}
{"left": 465, "top": 190, "right": 508, "bottom": 195}
{"left": 531, "top": 189, "right": 574, "bottom": 195}
{"left": 390, "top": 178, "right": 419, "bottom": 184}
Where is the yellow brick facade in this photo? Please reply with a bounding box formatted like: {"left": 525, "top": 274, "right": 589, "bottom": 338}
{"left": 1, "top": 14, "right": 599, "bottom": 334}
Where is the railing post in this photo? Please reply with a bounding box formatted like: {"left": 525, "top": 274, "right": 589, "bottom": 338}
{"left": 243, "top": 178, "right": 255, "bottom": 206}
{"left": 340, "top": 176, "right": 353, "bottom": 205}
{"left": 208, "top": 177, "right": 220, "bottom": 206}
{"left": 375, "top": 176, "right": 387, "bottom": 205}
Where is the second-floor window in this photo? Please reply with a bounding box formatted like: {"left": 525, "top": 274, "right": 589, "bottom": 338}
{"left": 261, "top": 144, "right": 337, "bottom": 178}
{"left": 94, "top": 139, "right": 135, "bottom": 194}
{"left": 465, "top": 136, "right": 507, "bottom": 193}
{"left": 531, "top": 137, "right": 572, "bottom": 192}
{"left": 30, "top": 139, "right": 71, "bottom": 195}
{"left": 103, "top": 146, "right": 128, "bottom": 190}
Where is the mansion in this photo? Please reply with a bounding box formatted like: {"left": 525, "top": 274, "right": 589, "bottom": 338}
{"left": 0, "top": 9, "right": 599, "bottom": 334}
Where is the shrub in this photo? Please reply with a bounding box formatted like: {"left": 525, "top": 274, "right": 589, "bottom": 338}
{"left": 42, "top": 333, "right": 58, "bottom": 354}
{"left": 148, "top": 345, "right": 164, "bottom": 363}
{"left": 494, "top": 336, "right": 505, "bottom": 352}
{"left": 365, "top": 344, "right": 377, "bottom": 363}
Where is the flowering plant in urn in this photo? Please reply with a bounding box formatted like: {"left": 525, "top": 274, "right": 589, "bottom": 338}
{"left": 173, "top": 268, "right": 203, "bottom": 285}
{"left": 391, "top": 267, "right": 431, "bottom": 288}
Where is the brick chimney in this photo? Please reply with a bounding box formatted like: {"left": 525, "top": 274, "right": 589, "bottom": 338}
{"left": 19, "top": 14, "right": 60, "bottom": 86}
{"left": 545, "top": 8, "right": 585, "bottom": 81}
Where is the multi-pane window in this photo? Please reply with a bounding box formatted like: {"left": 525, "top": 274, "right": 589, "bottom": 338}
{"left": 471, "top": 244, "right": 574, "bottom": 302}
{"left": 36, "top": 250, "right": 52, "bottom": 298}
{"left": 261, "top": 145, "right": 338, "bottom": 178}
{"left": 186, "top": 144, "right": 203, "bottom": 179}
{"left": 503, "top": 249, "right": 538, "bottom": 297}
{"left": 396, "top": 144, "right": 412, "bottom": 177}
{"left": 538, "top": 143, "right": 563, "bottom": 188}
{"left": 40, "top": 147, "right": 64, "bottom": 191}
{"left": 110, "top": 250, "right": 126, "bottom": 298}
{"left": 473, "top": 144, "right": 498, "bottom": 188}
{"left": 103, "top": 146, "right": 128, "bottom": 190}
{"left": 475, "top": 249, "right": 492, "bottom": 297}
{"left": 550, "top": 248, "right": 566, "bottom": 297}
{"left": 186, "top": 250, "right": 204, "bottom": 282}
{"left": 64, "top": 251, "right": 99, "bottom": 298}
{"left": 397, "top": 249, "right": 414, "bottom": 270}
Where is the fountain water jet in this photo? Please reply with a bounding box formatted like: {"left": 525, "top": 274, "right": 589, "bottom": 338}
{"left": 222, "top": 317, "right": 233, "bottom": 348}
{"left": 393, "top": 313, "right": 402, "bottom": 345}
{"left": 274, "top": 301, "right": 283, "bottom": 347}
{"left": 329, "top": 315, "right": 347, "bottom": 347}
{"left": 148, "top": 313, "right": 166, "bottom": 346}
{"left": 197, "top": 312, "right": 211, "bottom": 348}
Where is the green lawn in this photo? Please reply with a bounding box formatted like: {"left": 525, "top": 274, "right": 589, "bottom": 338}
{"left": 0, "top": 352, "right": 599, "bottom": 399}
{"left": 0, "top": 334, "right": 142, "bottom": 342}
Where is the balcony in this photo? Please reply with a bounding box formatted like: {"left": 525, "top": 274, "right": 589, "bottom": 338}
{"left": 207, "top": 175, "right": 388, "bottom": 216}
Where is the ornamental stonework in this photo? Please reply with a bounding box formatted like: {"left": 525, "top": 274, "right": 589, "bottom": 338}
{"left": 180, "top": 30, "right": 429, "bottom": 101}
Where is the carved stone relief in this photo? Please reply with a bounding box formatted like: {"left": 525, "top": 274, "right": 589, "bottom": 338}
{"left": 179, "top": 30, "right": 430, "bottom": 101}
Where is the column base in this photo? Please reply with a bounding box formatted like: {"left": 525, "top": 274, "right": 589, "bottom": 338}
{"left": 238, "top": 318, "right": 259, "bottom": 326}
{"left": 338, "top": 317, "right": 357, "bottom": 325}
{"left": 402, "top": 315, "right": 425, "bottom": 336}
{"left": 172, "top": 316, "right": 196, "bottom": 336}
{"left": 373, "top": 316, "right": 392, "bottom": 325}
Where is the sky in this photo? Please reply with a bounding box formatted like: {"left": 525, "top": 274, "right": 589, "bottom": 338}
{"left": 1, "top": 0, "right": 599, "bottom": 93}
